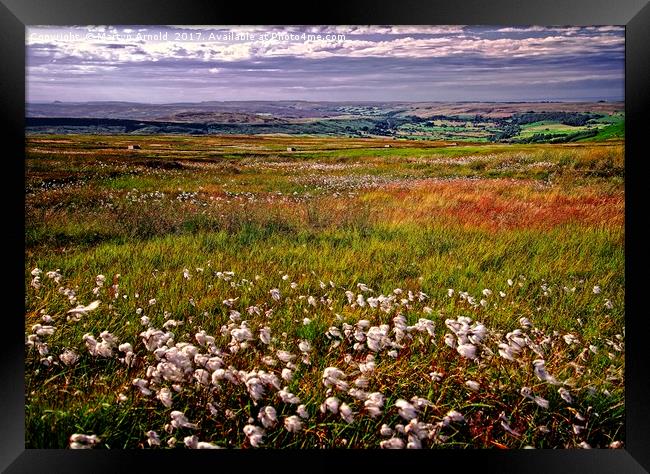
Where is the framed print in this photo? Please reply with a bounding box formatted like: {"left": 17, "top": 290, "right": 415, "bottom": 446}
{"left": 2, "top": 0, "right": 649, "bottom": 472}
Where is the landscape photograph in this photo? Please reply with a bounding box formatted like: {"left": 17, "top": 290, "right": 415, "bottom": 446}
{"left": 25, "top": 25, "right": 625, "bottom": 449}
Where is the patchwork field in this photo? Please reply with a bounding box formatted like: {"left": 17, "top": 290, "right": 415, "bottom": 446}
{"left": 25, "top": 135, "right": 625, "bottom": 449}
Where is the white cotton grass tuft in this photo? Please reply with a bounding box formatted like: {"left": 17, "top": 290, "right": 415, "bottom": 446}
{"left": 231, "top": 326, "right": 253, "bottom": 343}
{"left": 277, "top": 350, "right": 295, "bottom": 363}
{"left": 59, "top": 349, "right": 79, "bottom": 366}
{"left": 340, "top": 403, "right": 354, "bottom": 423}
{"left": 32, "top": 324, "right": 55, "bottom": 337}
{"left": 348, "top": 388, "right": 368, "bottom": 400}
{"left": 69, "top": 433, "right": 100, "bottom": 449}
{"left": 132, "top": 378, "right": 152, "bottom": 396}
{"left": 67, "top": 300, "right": 101, "bottom": 316}
{"left": 320, "top": 396, "right": 340, "bottom": 415}
{"left": 500, "top": 420, "right": 521, "bottom": 437}
{"left": 444, "top": 334, "right": 456, "bottom": 349}
{"left": 46, "top": 269, "right": 63, "bottom": 283}
{"left": 404, "top": 418, "right": 433, "bottom": 441}
{"left": 563, "top": 333, "right": 578, "bottom": 345}
{"left": 380, "top": 424, "right": 394, "bottom": 437}
{"left": 296, "top": 404, "right": 309, "bottom": 419}
{"left": 429, "top": 371, "right": 443, "bottom": 382}
{"left": 357, "top": 283, "right": 371, "bottom": 292}
{"left": 183, "top": 435, "right": 221, "bottom": 449}
{"left": 281, "top": 368, "right": 293, "bottom": 382}
{"left": 442, "top": 410, "right": 465, "bottom": 426}
{"left": 358, "top": 359, "right": 375, "bottom": 374}
{"left": 259, "top": 327, "right": 271, "bottom": 345}
{"left": 519, "top": 317, "right": 533, "bottom": 329}
{"left": 380, "top": 437, "right": 405, "bottom": 449}
{"left": 322, "top": 366, "right": 347, "bottom": 390}
{"left": 498, "top": 343, "right": 518, "bottom": 361}
{"left": 257, "top": 406, "right": 277, "bottom": 429}
{"left": 229, "top": 310, "right": 241, "bottom": 323}
{"left": 356, "top": 294, "right": 366, "bottom": 307}
{"left": 244, "top": 377, "right": 266, "bottom": 401}
{"left": 407, "top": 435, "right": 422, "bottom": 449}
{"left": 284, "top": 415, "right": 303, "bottom": 432}
{"left": 243, "top": 424, "right": 265, "bottom": 447}
{"left": 170, "top": 411, "right": 197, "bottom": 429}
{"left": 410, "top": 396, "right": 433, "bottom": 411}
{"left": 146, "top": 430, "right": 160, "bottom": 447}
{"left": 354, "top": 376, "right": 370, "bottom": 388}
{"left": 157, "top": 387, "right": 173, "bottom": 408}
{"left": 364, "top": 392, "right": 385, "bottom": 418}
{"left": 277, "top": 387, "right": 301, "bottom": 404}
{"left": 83, "top": 332, "right": 116, "bottom": 358}
{"left": 395, "top": 399, "right": 418, "bottom": 421}
{"left": 456, "top": 343, "right": 478, "bottom": 360}
{"left": 520, "top": 387, "right": 549, "bottom": 409}
{"left": 533, "top": 359, "right": 559, "bottom": 385}
{"left": 558, "top": 387, "right": 573, "bottom": 404}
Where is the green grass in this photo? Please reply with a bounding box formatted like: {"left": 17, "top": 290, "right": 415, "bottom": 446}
{"left": 582, "top": 121, "right": 625, "bottom": 141}
{"left": 517, "top": 121, "right": 587, "bottom": 138}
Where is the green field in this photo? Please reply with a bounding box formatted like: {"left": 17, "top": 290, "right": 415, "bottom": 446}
{"left": 518, "top": 121, "right": 590, "bottom": 137}
{"left": 25, "top": 135, "right": 624, "bottom": 449}
{"left": 513, "top": 114, "right": 625, "bottom": 143}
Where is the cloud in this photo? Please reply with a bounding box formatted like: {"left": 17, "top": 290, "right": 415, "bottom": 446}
{"left": 25, "top": 25, "right": 624, "bottom": 102}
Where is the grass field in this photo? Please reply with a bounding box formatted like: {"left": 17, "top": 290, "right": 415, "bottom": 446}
{"left": 512, "top": 114, "right": 625, "bottom": 143}
{"left": 25, "top": 135, "right": 625, "bottom": 449}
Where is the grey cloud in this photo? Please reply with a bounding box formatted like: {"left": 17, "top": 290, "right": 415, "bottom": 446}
{"left": 26, "top": 25, "right": 624, "bottom": 102}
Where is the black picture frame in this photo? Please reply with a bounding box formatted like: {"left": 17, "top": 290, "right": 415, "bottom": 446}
{"left": 3, "top": 0, "right": 648, "bottom": 472}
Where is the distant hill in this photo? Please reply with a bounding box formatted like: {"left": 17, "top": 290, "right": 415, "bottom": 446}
{"left": 25, "top": 101, "right": 625, "bottom": 143}
{"left": 27, "top": 100, "right": 624, "bottom": 122}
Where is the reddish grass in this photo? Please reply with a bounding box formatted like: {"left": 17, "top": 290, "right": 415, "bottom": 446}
{"left": 378, "top": 179, "right": 623, "bottom": 230}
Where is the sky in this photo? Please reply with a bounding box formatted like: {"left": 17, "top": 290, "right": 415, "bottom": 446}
{"left": 26, "top": 25, "right": 625, "bottom": 103}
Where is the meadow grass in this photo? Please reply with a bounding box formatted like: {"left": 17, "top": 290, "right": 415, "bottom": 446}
{"left": 25, "top": 135, "right": 624, "bottom": 449}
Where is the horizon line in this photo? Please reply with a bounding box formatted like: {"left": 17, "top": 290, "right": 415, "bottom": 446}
{"left": 28, "top": 99, "right": 625, "bottom": 105}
